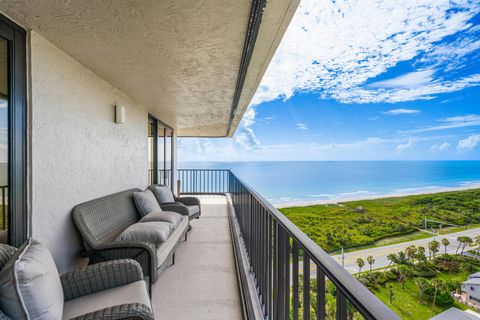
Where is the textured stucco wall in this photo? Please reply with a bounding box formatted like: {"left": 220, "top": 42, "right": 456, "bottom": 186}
{"left": 30, "top": 32, "right": 149, "bottom": 272}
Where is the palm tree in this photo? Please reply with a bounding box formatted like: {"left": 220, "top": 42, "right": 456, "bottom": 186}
{"left": 397, "top": 251, "right": 408, "bottom": 265}
{"left": 428, "top": 240, "right": 440, "bottom": 260}
{"left": 405, "top": 245, "right": 417, "bottom": 263}
{"left": 461, "top": 236, "right": 473, "bottom": 254}
{"left": 366, "top": 255, "right": 375, "bottom": 272}
{"left": 441, "top": 238, "right": 450, "bottom": 254}
{"left": 356, "top": 258, "right": 365, "bottom": 274}
{"left": 398, "top": 265, "right": 410, "bottom": 290}
{"left": 383, "top": 253, "right": 398, "bottom": 274}
{"left": 474, "top": 234, "right": 480, "bottom": 256}
{"left": 414, "top": 277, "right": 428, "bottom": 303}
{"left": 430, "top": 279, "right": 444, "bottom": 308}
{"left": 456, "top": 236, "right": 466, "bottom": 254}
{"left": 416, "top": 246, "right": 427, "bottom": 264}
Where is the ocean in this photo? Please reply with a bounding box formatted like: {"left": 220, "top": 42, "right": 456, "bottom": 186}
{"left": 179, "top": 161, "right": 480, "bottom": 206}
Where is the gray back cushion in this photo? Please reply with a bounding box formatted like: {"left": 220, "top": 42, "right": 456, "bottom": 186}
{"left": 0, "top": 239, "right": 63, "bottom": 320}
{"left": 133, "top": 189, "right": 162, "bottom": 217}
{"left": 139, "top": 211, "right": 182, "bottom": 228}
{"left": 73, "top": 189, "right": 142, "bottom": 247}
{"left": 116, "top": 222, "right": 172, "bottom": 246}
{"left": 149, "top": 185, "right": 175, "bottom": 204}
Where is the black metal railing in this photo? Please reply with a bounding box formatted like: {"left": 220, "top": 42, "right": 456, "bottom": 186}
{"left": 178, "top": 169, "right": 230, "bottom": 194}
{"left": 148, "top": 169, "right": 172, "bottom": 187}
{"left": 0, "top": 185, "right": 7, "bottom": 230}
{"left": 178, "top": 169, "right": 399, "bottom": 320}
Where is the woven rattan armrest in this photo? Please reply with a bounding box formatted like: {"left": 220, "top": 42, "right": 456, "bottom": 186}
{"left": 60, "top": 259, "right": 143, "bottom": 301}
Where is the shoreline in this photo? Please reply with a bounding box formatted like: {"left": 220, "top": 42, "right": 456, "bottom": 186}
{"left": 274, "top": 184, "right": 480, "bottom": 208}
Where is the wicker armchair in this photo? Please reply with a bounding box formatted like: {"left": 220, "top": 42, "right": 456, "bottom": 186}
{"left": 0, "top": 244, "right": 154, "bottom": 320}
{"left": 149, "top": 185, "right": 201, "bottom": 221}
{"left": 60, "top": 259, "right": 154, "bottom": 320}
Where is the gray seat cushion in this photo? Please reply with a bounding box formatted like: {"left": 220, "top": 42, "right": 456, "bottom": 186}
{"left": 156, "top": 217, "right": 189, "bottom": 267}
{"left": 0, "top": 239, "right": 64, "bottom": 320}
{"left": 149, "top": 185, "right": 175, "bottom": 203}
{"left": 132, "top": 189, "right": 162, "bottom": 217}
{"left": 116, "top": 222, "right": 172, "bottom": 246}
{"left": 62, "top": 280, "right": 150, "bottom": 320}
{"left": 187, "top": 205, "right": 200, "bottom": 217}
{"left": 139, "top": 211, "right": 182, "bottom": 228}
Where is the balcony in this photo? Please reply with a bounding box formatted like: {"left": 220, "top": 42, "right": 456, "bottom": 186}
{"left": 151, "top": 169, "right": 400, "bottom": 320}
{"left": 152, "top": 195, "right": 242, "bottom": 319}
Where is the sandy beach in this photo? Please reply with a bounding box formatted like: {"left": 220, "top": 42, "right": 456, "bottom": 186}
{"left": 274, "top": 183, "right": 480, "bottom": 208}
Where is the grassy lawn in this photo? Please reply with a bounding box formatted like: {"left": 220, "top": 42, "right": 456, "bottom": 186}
{"left": 280, "top": 188, "right": 480, "bottom": 252}
{"left": 374, "top": 271, "right": 470, "bottom": 320}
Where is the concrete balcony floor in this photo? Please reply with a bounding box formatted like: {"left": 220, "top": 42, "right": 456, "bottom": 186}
{"left": 152, "top": 195, "right": 243, "bottom": 320}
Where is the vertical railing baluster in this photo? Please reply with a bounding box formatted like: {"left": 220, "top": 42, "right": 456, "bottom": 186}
{"left": 276, "top": 225, "right": 286, "bottom": 319}
{"left": 292, "top": 242, "right": 299, "bottom": 320}
{"left": 304, "top": 254, "right": 311, "bottom": 320}
{"left": 273, "top": 220, "right": 278, "bottom": 319}
{"left": 1, "top": 187, "right": 5, "bottom": 230}
{"left": 285, "top": 234, "right": 290, "bottom": 318}
{"left": 267, "top": 213, "right": 272, "bottom": 318}
{"left": 336, "top": 290, "right": 347, "bottom": 320}
{"left": 316, "top": 266, "right": 326, "bottom": 320}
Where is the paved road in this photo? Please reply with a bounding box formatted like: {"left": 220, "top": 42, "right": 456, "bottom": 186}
{"left": 299, "top": 227, "right": 480, "bottom": 276}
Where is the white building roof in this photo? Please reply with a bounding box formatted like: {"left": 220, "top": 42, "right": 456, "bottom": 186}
{"left": 469, "top": 272, "right": 480, "bottom": 279}
{"left": 463, "top": 278, "right": 480, "bottom": 285}
{"left": 430, "top": 307, "right": 480, "bottom": 320}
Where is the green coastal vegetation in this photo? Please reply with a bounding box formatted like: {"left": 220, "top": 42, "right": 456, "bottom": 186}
{"left": 297, "top": 244, "right": 480, "bottom": 320}
{"left": 281, "top": 189, "right": 480, "bottom": 252}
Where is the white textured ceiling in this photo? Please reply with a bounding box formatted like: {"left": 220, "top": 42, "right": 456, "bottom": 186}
{"left": 0, "top": 0, "right": 299, "bottom": 136}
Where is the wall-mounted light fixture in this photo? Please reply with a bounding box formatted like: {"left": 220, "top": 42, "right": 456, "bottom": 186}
{"left": 115, "top": 105, "right": 126, "bottom": 124}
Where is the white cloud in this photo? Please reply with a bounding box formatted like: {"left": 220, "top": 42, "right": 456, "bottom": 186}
{"left": 383, "top": 108, "right": 420, "bottom": 116}
{"left": 402, "top": 114, "right": 480, "bottom": 134}
{"left": 431, "top": 142, "right": 450, "bottom": 152}
{"left": 370, "top": 70, "right": 435, "bottom": 89}
{"left": 251, "top": 0, "right": 480, "bottom": 106}
{"left": 0, "top": 100, "right": 6, "bottom": 109}
{"left": 457, "top": 134, "right": 480, "bottom": 152}
{"left": 396, "top": 140, "right": 414, "bottom": 153}
{"left": 296, "top": 122, "right": 308, "bottom": 130}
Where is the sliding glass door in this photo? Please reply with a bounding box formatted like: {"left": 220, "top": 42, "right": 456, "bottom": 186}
{"left": 0, "top": 14, "right": 27, "bottom": 246}
{"left": 148, "top": 115, "right": 173, "bottom": 188}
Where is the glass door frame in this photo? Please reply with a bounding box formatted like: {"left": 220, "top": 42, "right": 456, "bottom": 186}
{"left": 0, "top": 14, "right": 27, "bottom": 247}
{"left": 148, "top": 114, "right": 174, "bottom": 190}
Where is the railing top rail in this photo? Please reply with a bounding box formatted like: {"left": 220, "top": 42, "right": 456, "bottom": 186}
{"left": 229, "top": 170, "right": 399, "bottom": 320}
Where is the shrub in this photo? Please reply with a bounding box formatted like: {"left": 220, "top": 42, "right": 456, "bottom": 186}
{"left": 412, "top": 270, "right": 437, "bottom": 278}
{"left": 435, "top": 291, "right": 454, "bottom": 306}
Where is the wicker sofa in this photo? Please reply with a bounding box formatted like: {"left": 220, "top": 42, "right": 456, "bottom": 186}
{"left": 0, "top": 243, "right": 154, "bottom": 320}
{"left": 72, "top": 189, "right": 189, "bottom": 284}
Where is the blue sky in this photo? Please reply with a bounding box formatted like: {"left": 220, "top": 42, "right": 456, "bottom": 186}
{"left": 179, "top": 0, "right": 480, "bottom": 161}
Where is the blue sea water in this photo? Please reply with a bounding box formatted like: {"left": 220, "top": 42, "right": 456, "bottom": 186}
{"left": 179, "top": 161, "right": 480, "bottom": 206}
